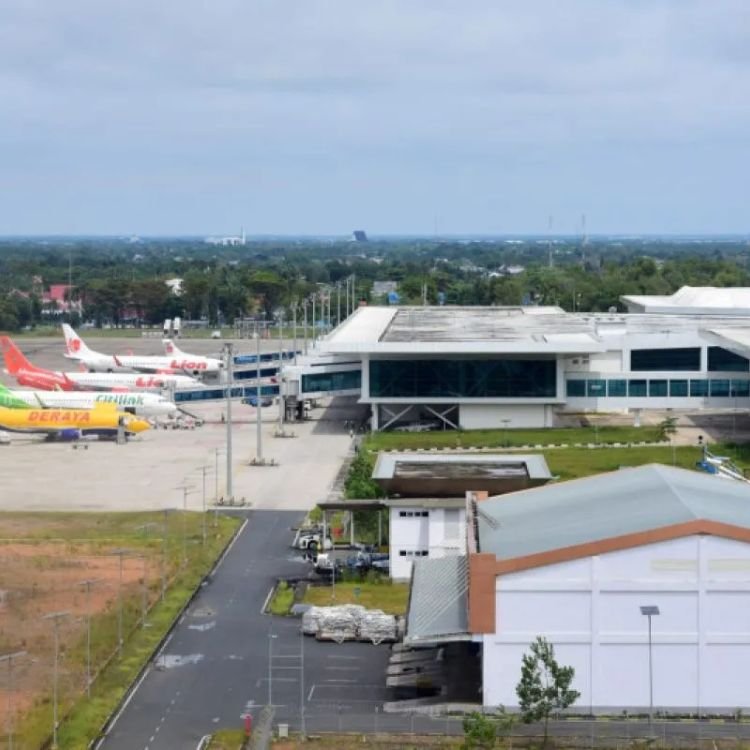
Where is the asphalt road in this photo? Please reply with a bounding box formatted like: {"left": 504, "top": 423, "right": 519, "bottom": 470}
{"left": 97, "top": 510, "right": 391, "bottom": 750}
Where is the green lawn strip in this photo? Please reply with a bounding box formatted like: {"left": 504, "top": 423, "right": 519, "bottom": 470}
{"left": 268, "top": 581, "right": 296, "bottom": 615}
{"left": 364, "top": 425, "right": 664, "bottom": 452}
{"left": 209, "top": 728, "right": 248, "bottom": 749}
{"left": 15, "top": 514, "right": 241, "bottom": 750}
{"left": 303, "top": 581, "right": 409, "bottom": 615}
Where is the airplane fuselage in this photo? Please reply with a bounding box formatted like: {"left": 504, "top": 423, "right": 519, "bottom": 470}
{"left": 4, "top": 388, "right": 178, "bottom": 417}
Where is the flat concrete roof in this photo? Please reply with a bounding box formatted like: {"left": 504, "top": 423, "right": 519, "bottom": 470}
{"left": 373, "top": 452, "right": 552, "bottom": 497}
{"left": 320, "top": 304, "right": 750, "bottom": 357}
{"left": 622, "top": 286, "right": 750, "bottom": 315}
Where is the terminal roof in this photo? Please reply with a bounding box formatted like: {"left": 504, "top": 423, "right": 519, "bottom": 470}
{"left": 622, "top": 286, "right": 750, "bottom": 315}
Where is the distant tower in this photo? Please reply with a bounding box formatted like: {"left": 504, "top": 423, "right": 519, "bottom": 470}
{"left": 240, "top": 226, "right": 246, "bottom": 245}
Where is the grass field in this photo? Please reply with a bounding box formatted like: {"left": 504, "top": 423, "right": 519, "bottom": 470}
{"left": 364, "top": 425, "right": 665, "bottom": 452}
{"left": 0, "top": 511, "right": 241, "bottom": 749}
{"left": 303, "top": 581, "right": 410, "bottom": 615}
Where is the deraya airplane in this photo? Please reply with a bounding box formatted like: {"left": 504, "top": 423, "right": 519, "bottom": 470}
{"left": 0, "top": 382, "right": 177, "bottom": 418}
{"left": 0, "top": 336, "right": 199, "bottom": 392}
{"left": 0, "top": 401, "right": 150, "bottom": 440}
{"left": 62, "top": 324, "right": 223, "bottom": 376}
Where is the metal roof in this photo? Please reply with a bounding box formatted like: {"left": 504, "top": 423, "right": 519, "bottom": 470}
{"left": 406, "top": 555, "right": 469, "bottom": 644}
{"left": 478, "top": 464, "right": 750, "bottom": 561}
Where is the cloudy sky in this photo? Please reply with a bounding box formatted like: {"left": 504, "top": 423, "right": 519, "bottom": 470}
{"left": 1, "top": 1, "right": 748, "bottom": 236}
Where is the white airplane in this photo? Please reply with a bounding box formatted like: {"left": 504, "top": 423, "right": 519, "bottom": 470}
{"left": 62, "top": 324, "right": 223, "bottom": 376}
{"left": 0, "top": 384, "right": 178, "bottom": 418}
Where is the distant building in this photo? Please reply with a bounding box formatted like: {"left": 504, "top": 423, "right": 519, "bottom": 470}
{"left": 205, "top": 227, "right": 246, "bottom": 246}
{"left": 351, "top": 230, "right": 368, "bottom": 242}
{"left": 41, "top": 284, "right": 82, "bottom": 316}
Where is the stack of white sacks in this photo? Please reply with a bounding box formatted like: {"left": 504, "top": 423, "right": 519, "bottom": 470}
{"left": 302, "top": 604, "right": 399, "bottom": 644}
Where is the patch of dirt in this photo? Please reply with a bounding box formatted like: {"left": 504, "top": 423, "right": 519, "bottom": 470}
{"left": 0, "top": 540, "right": 161, "bottom": 721}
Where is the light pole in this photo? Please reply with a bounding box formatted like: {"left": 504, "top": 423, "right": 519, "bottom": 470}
{"left": 43, "top": 611, "right": 69, "bottom": 750}
{"left": 0, "top": 650, "right": 27, "bottom": 750}
{"left": 139, "top": 553, "right": 148, "bottom": 628}
{"left": 161, "top": 508, "right": 173, "bottom": 602}
{"left": 336, "top": 281, "right": 341, "bottom": 326}
{"left": 268, "top": 633, "right": 278, "bottom": 707}
{"left": 501, "top": 418, "right": 511, "bottom": 448}
{"left": 111, "top": 549, "right": 130, "bottom": 656}
{"left": 223, "top": 342, "right": 234, "bottom": 503}
{"left": 292, "top": 300, "right": 298, "bottom": 365}
{"left": 303, "top": 299, "right": 308, "bottom": 355}
{"left": 300, "top": 628, "right": 306, "bottom": 738}
{"left": 255, "top": 332, "right": 263, "bottom": 463}
{"left": 78, "top": 579, "right": 100, "bottom": 698}
{"left": 640, "top": 605, "right": 660, "bottom": 734}
{"left": 176, "top": 487, "right": 194, "bottom": 567}
{"left": 278, "top": 312, "right": 284, "bottom": 434}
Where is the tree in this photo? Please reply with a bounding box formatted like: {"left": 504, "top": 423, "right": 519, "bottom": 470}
{"left": 462, "top": 711, "right": 496, "bottom": 750}
{"left": 516, "top": 637, "right": 579, "bottom": 749}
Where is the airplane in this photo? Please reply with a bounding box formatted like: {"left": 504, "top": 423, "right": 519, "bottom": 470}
{"left": 0, "top": 383, "right": 178, "bottom": 418}
{"left": 0, "top": 402, "right": 150, "bottom": 440}
{"left": 0, "top": 337, "right": 199, "bottom": 392}
{"left": 62, "top": 324, "right": 223, "bottom": 376}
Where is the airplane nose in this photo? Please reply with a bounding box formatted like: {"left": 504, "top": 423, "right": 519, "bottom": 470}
{"left": 125, "top": 417, "right": 151, "bottom": 433}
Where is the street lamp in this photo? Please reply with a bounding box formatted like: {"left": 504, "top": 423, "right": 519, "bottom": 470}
{"left": 78, "top": 579, "right": 101, "bottom": 698}
{"left": 223, "top": 342, "right": 234, "bottom": 502}
{"left": 640, "top": 605, "right": 660, "bottom": 732}
{"left": 42, "top": 611, "right": 69, "bottom": 750}
{"left": 111, "top": 549, "right": 131, "bottom": 656}
{"left": 0, "top": 650, "right": 27, "bottom": 750}
{"left": 175, "top": 486, "right": 194, "bottom": 567}
{"left": 501, "top": 418, "right": 511, "bottom": 448}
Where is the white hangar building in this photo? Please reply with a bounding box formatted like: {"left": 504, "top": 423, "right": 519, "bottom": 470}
{"left": 405, "top": 465, "right": 750, "bottom": 713}
{"left": 282, "top": 287, "right": 750, "bottom": 430}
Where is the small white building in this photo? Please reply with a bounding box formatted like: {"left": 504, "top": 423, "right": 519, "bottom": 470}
{"left": 406, "top": 464, "right": 750, "bottom": 714}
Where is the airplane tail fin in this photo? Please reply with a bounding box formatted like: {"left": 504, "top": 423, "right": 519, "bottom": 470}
{"left": 162, "top": 338, "right": 183, "bottom": 356}
{"left": 62, "top": 324, "right": 94, "bottom": 358}
{"left": 0, "top": 336, "right": 37, "bottom": 375}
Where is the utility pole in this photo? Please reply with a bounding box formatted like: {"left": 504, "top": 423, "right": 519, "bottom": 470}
{"left": 351, "top": 274, "right": 356, "bottom": 312}
{"left": 78, "top": 579, "right": 100, "bottom": 698}
{"left": 311, "top": 295, "right": 316, "bottom": 348}
{"left": 0, "top": 650, "right": 27, "bottom": 750}
{"left": 300, "top": 629, "right": 306, "bottom": 738}
{"left": 224, "top": 342, "right": 234, "bottom": 503}
{"left": 111, "top": 550, "right": 129, "bottom": 656}
{"left": 200, "top": 465, "right": 209, "bottom": 549}
{"left": 268, "top": 632, "right": 277, "bottom": 707}
{"left": 43, "top": 611, "right": 69, "bottom": 750}
{"left": 139, "top": 554, "right": 148, "bottom": 628}
{"left": 337, "top": 282, "right": 341, "bottom": 325}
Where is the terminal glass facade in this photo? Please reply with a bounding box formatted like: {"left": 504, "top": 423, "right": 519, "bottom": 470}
{"left": 708, "top": 347, "right": 750, "bottom": 372}
{"left": 301, "top": 370, "right": 362, "bottom": 394}
{"left": 630, "top": 347, "right": 701, "bottom": 371}
{"left": 566, "top": 377, "right": 750, "bottom": 400}
{"left": 369, "top": 359, "right": 557, "bottom": 399}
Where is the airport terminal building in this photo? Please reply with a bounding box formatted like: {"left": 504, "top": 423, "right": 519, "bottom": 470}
{"left": 284, "top": 287, "right": 750, "bottom": 429}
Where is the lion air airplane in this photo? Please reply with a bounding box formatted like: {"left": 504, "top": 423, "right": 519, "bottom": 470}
{"left": 0, "top": 337, "right": 199, "bottom": 392}
{"left": 62, "top": 324, "right": 223, "bottom": 376}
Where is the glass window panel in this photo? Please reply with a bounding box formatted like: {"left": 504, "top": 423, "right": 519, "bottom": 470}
{"left": 669, "top": 380, "right": 688, "bottom": 397}
{"left": 690, "top": 380, "right": 708, "bottom": 397}
{"left": 370, "top": 360, "right": 557, "bottom": 398}
{"left": 566, "top": 380, "right": 586, "bottom": 397}
{"left": 301, "top": 370, "right": 362, "bottom": 394}
{"left": 708, "top": 347, "right": 750, "bottom": 373}
{"left": 630, "top": 348, "right": 700, "bottom": 372}
{"left": 628, "top": 380, "right": 647, "bottom": 397}
{"left": 607, "top": 379, "right": 627, "bottom": 397}
{"left": 731, "top": 380, "right": 750, "bottom": 397}
{"left": 649, "top": 380, "right": 668, "bottom": 397}
{"left": 710, "top": 379, "right": 730, "bottom": 397}
{"left": 586, "top": 379, "right": 606, "bottom": 397}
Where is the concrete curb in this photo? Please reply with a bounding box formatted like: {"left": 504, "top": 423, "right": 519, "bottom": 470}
{"left": 88, "top": 516, "right": 249, "bottom": 749}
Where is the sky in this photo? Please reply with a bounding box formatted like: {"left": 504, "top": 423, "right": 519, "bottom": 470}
{"left": 1, "top": 0, "right": 749, "bottom": 236}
